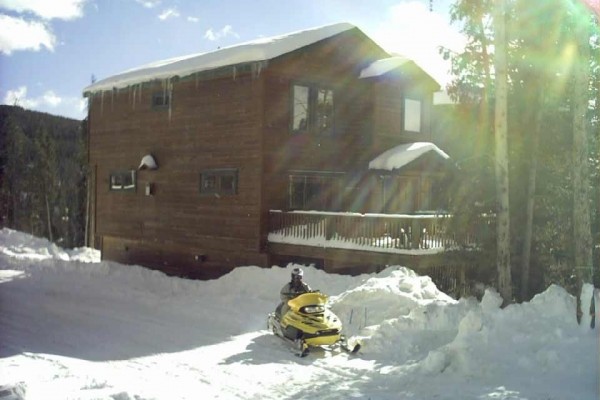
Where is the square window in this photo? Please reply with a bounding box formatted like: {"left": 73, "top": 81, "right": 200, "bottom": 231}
{"left": 109, "top": 170, "right": 136, "bottom": 191}
{"left": 220, "top": 175, "right": 236, "bottom": 193}
{"left": 202, "top": 175, "right": 217, "bottom": 192}
{"left": 152, "top": 92, "right": 170, "bottom": 108}
{"left": 200, "top": 169, "right": 238, "bottom": 196}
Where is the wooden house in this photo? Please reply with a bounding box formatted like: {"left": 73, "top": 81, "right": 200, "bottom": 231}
{"left": 84, "top": 23, "right": 472, "bottom": 285}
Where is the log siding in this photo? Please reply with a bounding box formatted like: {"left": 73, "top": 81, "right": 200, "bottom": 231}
{"left": 87, "top": 26, "right": 453, "bottom": 279}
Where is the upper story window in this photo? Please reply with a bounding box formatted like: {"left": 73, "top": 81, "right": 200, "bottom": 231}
{"left": 403, "top": 98, "right": 422, "bottom": 133}
{"left": 200, "top": 169, "right": 238, "bottom": 196}
{"left": 110, "top": 170, "right": 136, "bottom": 191}
{"left": 291, "top": 84, "right": 334, "bottom": 136}
{"left": 152, "top": 91, "right": 171, "bottom": 108}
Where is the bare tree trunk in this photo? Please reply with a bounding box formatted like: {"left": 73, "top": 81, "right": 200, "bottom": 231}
{"left": 478, "top": 15, "right": 493, "bottom": 136}
{"left": 45, "top": 193, "right": 53, "bottom": 242}
{"left": 12, "top": 193, "right": 18, "bottom": 228}
{"left": 572, "top": 15, "right": 593, "bottom": 324}
{"left": 494, "top": 0, "right": 512, "bottom": 305}
{"left": 520, "top": 90, "right": 543, "bottom": 301}
{"left": 85, "top": 170, "right": 90, "bottom": 247}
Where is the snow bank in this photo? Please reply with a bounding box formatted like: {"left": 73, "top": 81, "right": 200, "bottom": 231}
{"left": 0, "top": 229, "right": 598, "bottom": 400}
{"left": 330, "top": 267, "right": 455, "bottom": 330}
{"left": 0, "top": 228, "right": 99, "bottom": 263}
{"left": 367, "top": 284, "right": 595, "bottom": 398}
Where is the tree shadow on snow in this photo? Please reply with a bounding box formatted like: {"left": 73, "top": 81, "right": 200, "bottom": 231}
{"left": 220, "top": 332, "right": 338, "bottom": 366}
{"left": 0, "top": 262, "right": 258, "bottom": 362}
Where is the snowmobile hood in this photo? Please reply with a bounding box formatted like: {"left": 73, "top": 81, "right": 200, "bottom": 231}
{"left": 287, "top": 292, "right": 328, "bottom": 312}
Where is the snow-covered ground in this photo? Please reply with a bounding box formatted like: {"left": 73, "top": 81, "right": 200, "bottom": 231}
{"left": 0, "top": 228, "right": 598, "bottom": 400}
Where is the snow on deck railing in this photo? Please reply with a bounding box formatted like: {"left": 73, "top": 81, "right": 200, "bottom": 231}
{"left": 267, "top": 210, "right": 482, "bottom": 254}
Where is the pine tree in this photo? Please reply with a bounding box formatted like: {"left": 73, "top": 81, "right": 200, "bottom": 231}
{"left": 31, "top": 124, "right": 59, "bottom": 242}
{"left": 0, "top": 116, "right": 31, "bottom": 229}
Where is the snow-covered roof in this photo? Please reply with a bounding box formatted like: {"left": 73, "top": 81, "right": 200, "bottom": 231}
{"left": 359, "top": 56, "right": 411, "bottom": 79}
{"left": 369, "top": 142, "right": 450, "bottom": 171}
{"left": 83, "top": 22, "right": 356, "bottom": 94}
{"left": 359, "top": 55, "right": 440, "bottom": 90}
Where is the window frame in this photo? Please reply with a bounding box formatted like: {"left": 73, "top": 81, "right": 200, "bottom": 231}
{"left": 109, "top": 170, "right": 137, "bottom": 192}
{"left": 290, "top": 83, "right": 335, "bottom": 136}
{"left": 200, "top": 168, "right": 238, "bottom": 196}
{"left": 291, "top": 84, "right": 310, "bottom": 134}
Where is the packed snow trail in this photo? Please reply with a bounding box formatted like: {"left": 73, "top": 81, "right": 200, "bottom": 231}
{"left": 0, "top": 228, "right": 598, "bottom": 399}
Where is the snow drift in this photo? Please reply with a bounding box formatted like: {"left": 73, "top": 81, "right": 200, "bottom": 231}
{"left": 0, "top": 228, "right": 598, "bottom": 400}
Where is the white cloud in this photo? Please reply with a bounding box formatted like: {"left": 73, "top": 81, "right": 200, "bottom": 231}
{"left": 42, "top": 90, "right": 62, "bottom": 107}
{"left": 3, "top": 86, "right": 86, "bottom": 119}
{"left": 370, "top": 1, "right": 466, "bottom": 87}
{"left": 204, "top": 25, "right": 238, "bottom": 41}
{"left": 0, "top": 14, "right": 55, "bottom": 54}
{"left": 158, "top": 7, "right": 179, "bottom": 20}
{"left": 187, "top": 16, "right": 199, "bottom": 23}
{"left": 0, "top": 0, "right": 87, "bottom": 20}
{"left": 4, "top": 86, "right": 62, "bottom": 108}
{"left": 135, "top": 0, "right": 160, "bottom": 8}
{"left": 3, "top": 86, "right": 35, "bottom": 107}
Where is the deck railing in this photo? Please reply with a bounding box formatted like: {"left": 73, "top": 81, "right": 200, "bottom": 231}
{"left": 268, "top": 210, "right": 485, "bottom": 252}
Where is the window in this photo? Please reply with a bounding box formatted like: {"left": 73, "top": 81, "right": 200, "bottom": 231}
{"left": 291, "top": 84, "right": 334, "bottom": 135}
{"left": 292, "top": 85, "right": 309, "bottom": 133}
{"left": 110, "top": 170, "right": 136, "bottom": 191}
{"left": 403, "top": 98, "right": 422, "bottom": 133}
{"left": 289, "top": 173, "right": 340, "bottom": 211}
{"left": 152, "top": 91, "right": 171, "bottom": 108}
{"left": 200, "top": 169, "right": 238, "bottom": 196}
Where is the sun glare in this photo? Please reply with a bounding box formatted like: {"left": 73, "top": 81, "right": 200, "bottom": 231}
{"left": 371, "top": 2, "right": 466, "bottom": 87}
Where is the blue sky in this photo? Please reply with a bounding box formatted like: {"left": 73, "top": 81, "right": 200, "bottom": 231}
{"left": 0, "top": 0, "right": 463, "bottom": 120}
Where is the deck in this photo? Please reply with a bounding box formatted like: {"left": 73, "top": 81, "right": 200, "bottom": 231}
{"left": 268, "top": 210, "right": 482, "bottom": 253}
{"left": 267, "top": 210, "right": 492, "bottom": 297}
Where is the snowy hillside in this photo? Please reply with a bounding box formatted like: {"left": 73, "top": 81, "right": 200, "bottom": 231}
{"left": 0, "top": 228, "right": 598, "bottom": 400}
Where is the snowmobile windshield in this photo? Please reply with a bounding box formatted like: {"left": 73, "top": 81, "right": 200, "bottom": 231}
{"left": 300, "top": 305, "right": 325, "bottom": 314}
{"left": 287, "top": 292, "right": 327, "bottom": 312}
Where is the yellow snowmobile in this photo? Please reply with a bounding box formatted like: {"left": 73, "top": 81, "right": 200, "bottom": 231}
{"left": 267, "top": 291, "right": 360, "bottom": 357}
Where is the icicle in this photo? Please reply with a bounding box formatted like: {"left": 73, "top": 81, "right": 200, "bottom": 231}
{"left": 111, "top": 88, "right": 115, "bottom": 111}
{"left": 138, "top": 83, "right": 142, "bottom": 106}
{"left": 195, "top": 72, "right": 199, "bottom": 89}
{"left": 232, "top": 65, "right": 236, "bottom": 81}
{"left": 251, "top": 62, "right": 264, "bottom": 79}
{"left": 168, "top": 79, "right": 173, "bottom": 123}
{"left": 100, "top": 91, "right": 104, "bottom": 116}
{"left": 132, "top": 85, "right": 137, "bottom": 110}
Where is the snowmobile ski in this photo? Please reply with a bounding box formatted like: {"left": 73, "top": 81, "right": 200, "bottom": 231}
{"left": 339, "top": 335, "right": 361, "bottom": 354}
{"left": 341, "top": 341, "right": 361, "bottom": 354}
